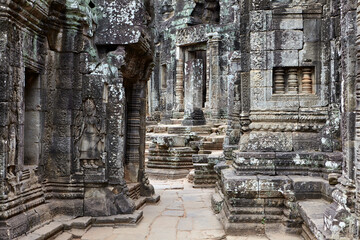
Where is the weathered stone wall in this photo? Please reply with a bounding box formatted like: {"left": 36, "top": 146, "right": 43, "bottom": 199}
{"left": 0, "top": 0, "right": 157, "bottom": 239}
{"left": 147, "top": 0, "right": 360, "bottom": 238}
{"left": 148, "top": 0, "right": 239, "bottom": 123}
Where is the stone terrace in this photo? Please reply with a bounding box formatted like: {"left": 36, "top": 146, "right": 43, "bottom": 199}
{"left": 44, "top": 178, "right": 304, "bottom": 240}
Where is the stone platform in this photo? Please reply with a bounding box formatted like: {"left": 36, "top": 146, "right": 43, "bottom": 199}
{"left": 145, "top": 124, "right": 215, "bottom": 179}
{"left": 30, "top": 178, "right": 303, "bottom": 240}
{"left": 213, "top": 167, "right": 336, "bottom": 236}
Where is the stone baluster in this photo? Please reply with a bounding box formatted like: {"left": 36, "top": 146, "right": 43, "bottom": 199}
{"left": 301, "top": 68, "right": 313, "bottom": 94}
{"left": 274, "top": 68, "right": 285, "bottom": 94}
{"left": 175, "top": 58, "right": 184, "bottom": 111}
{"left": 287, "top": 68, "right": 298, "bottom": 94}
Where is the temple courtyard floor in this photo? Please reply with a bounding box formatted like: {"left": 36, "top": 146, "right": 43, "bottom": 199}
{"left": 76, "top": 178, "right": 303, "bottom": 240}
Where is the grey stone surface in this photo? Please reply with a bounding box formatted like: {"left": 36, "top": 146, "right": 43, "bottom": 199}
{"left": 0, "top": 0, "right": 157, "bottom": 238}
{"left": 2, "top": 0, "right": 360, "bottom": 239}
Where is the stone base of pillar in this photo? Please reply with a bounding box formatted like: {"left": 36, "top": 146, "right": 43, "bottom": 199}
{"left": 182, "top": 119, "right": 206, "bottom": 126}
{"left": 182, "top": 109, "right": 206, "bottom": 126}
{"left": 173, "top": 111, "right": 184, "bottom": 119}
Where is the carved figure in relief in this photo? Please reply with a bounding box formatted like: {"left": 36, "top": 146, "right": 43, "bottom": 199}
{"left": 7, "top": 94, "right": 18, "bottom": 177}
{"left": 7, "top": 125, "right": 16, "bottom": 178}
{"left": 76, "top": 98, "right": 105, "bottom": 169}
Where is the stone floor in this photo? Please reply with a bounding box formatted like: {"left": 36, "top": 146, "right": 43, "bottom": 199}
{"left": 79, "top": 179, "right": 304, "bottom": 240}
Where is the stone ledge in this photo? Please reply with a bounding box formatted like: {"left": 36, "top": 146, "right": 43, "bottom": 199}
{"left": 146, "top": 168, "right": 191, "bottom": 179}
{"left": 17, "top": 211, "right": 145, "bottom": 239}
{"left": 297, "top": 199, "right": 332, "bottom": 240}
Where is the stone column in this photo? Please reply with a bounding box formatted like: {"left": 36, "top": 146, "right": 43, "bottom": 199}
{"left": 274, "top": 68, "right": 285, "bottom": 94}
{"left": 287, "top": 68, "right": 298, "bottom": 94}
{"left": 125, "top": 82, "right": 141, "bottom": 183}
{"left": 207, "top": 33, "right": 221, "bottom": 120}
{"left": 0, "top": 24, "right": 9, "bottom": 199}
{"left": 182, "top": 59, "right": 206, "bottom": 126}
{"left": 301, "top": 68, "right": 312, "bottom": 94}
{"left": 175, "top": 47, "right": 184, "bottom": 112}
{"left": 324, "top": 3, "right": 358, "bottom": 236}
{"left": 355, "top": 0, "right": 360, "bottom": 227}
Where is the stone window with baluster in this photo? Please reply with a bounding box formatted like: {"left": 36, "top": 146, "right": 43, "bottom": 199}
{"left": 273, "top": 67, "right": 315, "bottom": 94}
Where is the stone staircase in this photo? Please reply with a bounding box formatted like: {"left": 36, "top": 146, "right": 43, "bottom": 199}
{"left": 146, "top": 113, "right": 227, "bottom": 184}
{"left": 145, "top": 110, "right": 217, "bottom": 179}
{"left": 213, "top": 166, "right": 337, "bottom": 236}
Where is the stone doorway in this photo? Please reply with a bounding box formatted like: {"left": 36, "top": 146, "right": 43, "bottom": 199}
{"left": 24, "top": 68, "right": 41, "bottom": 167}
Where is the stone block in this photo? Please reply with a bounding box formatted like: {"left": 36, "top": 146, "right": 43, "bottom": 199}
{"left": 304, "top": 19, "right": 320, "bottom": 42}
{"left": 56, "top": 89, "right": 76, "bottom": 110}
{"left": 250, "top": 70, "right": 273, "bottom": 88}
{"left": 236, "top": 152, "right": 276, "bottom": 159}
{"left": 0, "top": 73, "right": 9, "bottom": 101}
{"left": 151, "top": 135, "right": 186, "bottom": 148}
{"left": 274, "top": 50, "right": 299, "bottom": 67}
{"left": 272, "top": 16, "right": 303, "bottom": 30}
{"left": 250, "top": 11, "right": 266, "bottom": 31}
{"left": 250, "top": 51, "right": 267, "bottom": 70}
{"left": 0, "top": 104, "right": 9, "bottom": 128}
{"left": 290, "top": 176, "right": 324, "bottom": 199}
{"left": 84, "top": 187, "right": 135, "bottom": 216}
{"left": 258, "top": 175, "right": 291, "bottom": 198}
{"left": 51, "top": 136, "right": 72, "bottom": 154}
{"left": 274, "top": 30, "right": 303, "bottom": 50}
{"left": 58, "top": 53, "right": 75, "bottom": 70}
{"left": 292, "top": 132, "right": 321, "bottom": 151}
{"left": 328, "top": 173, "right": 341, "bottom": 185}
{"left": 56, "top": 70, "right": 75, "bottom": 89}
{"left": 247, "top": 131, "right": 293, "bottom": 152}
{"left": 53, "top": 110, "right": 72, "bottom": 125}
{"left": 251, "top": 0, "right": 270, "bottom": 10}
{"left": 299, "top": 42, "right": 320, "bottom": 65}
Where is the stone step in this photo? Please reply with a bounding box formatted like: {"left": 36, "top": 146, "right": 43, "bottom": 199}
{"left": 227, "top": 213, "right": 284, "bottom": 223}
{"left": 153, "top": 125, "right": 168, "bottom": 133}
{"left": 227, "top": 206, "right": 284, "bottom": 215}
{"left": 202, "top": 141, "right": 223, "bottom": 150}
{"left": 297, "top": 199, "right": 332, "bottom": 239}
{"left": 64, "top": 217, "right": 93, "bottom": 230}
{"left": 167, "top": 125, "right": 212, "bottom": 135}
{"left": 18, "top": 222, "right": 64, "bottom": 240}
{"left": 93, "top": 210, "right": 143, "bottom": 226}
{"left": 147, "top": 163, "right": 193, "bottom": 169}
{"left": 301, "top": 224, "right": 317, "bottom": 240}
{"left": 127, "top": 182, "right": 141, "bottom": 200}
{"left": 54, "top": 232, "right": 73, "bottom": 240}
{"left": 170, "top": 118, "right": 183, "bottom": 124}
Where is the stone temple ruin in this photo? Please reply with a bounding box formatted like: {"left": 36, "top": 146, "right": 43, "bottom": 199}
{"left": 0, "top": 0, "right": 360, "bottom": 239}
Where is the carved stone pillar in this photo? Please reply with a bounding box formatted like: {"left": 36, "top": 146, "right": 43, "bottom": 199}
{"left": 207, "top": 33, "right": 221, "bottom": 120}
{"left": 287, "top": 68, "right": 298, "bottom": 94}
{"left": 125, "top": 82, "right": 141, "bottom": 183}
{"left": 175, "top": 57, "right": 184, "bottom": 112}
{"left": 274, "top": 68, "right": 285, "bottom": 94}
{"left": 301, "top": 68, "right": 312, "bottom": 94}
